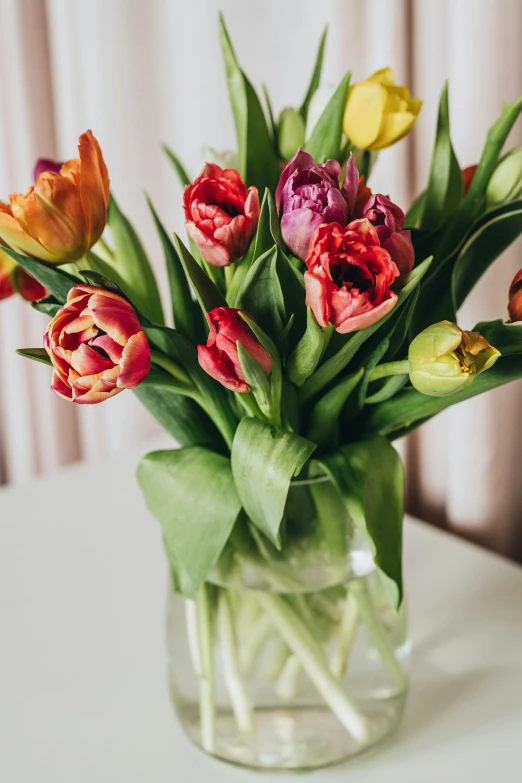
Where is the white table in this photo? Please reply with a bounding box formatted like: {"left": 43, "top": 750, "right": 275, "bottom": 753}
{"left": 1, "top": 441, "right": 521, "bottom": 782}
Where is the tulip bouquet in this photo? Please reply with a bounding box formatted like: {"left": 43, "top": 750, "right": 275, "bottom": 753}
{"left": 2, "top": 16, "right": 522, "bottom": 771}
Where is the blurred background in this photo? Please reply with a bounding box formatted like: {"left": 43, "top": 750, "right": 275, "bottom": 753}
{"left": 0, "top": 0, "right": 521, "bottom": 559}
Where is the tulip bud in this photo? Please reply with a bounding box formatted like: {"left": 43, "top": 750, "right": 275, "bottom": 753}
{"left": 508, "top": 268, "right": 522, "bottom": 322}
{"left": 278, "top": 108, "right": 306, "bottom": 161}
{"left": 409, "top": 321, "right": 500, "bottom": 397}
{"left": 33, "top": 158, "right": 62, "bottom": 181}
{"left": 197, "top": 307, "right": 271, "bottom": 392}
{"left": 486, "top": 147, "right": 522, "bottom": 206}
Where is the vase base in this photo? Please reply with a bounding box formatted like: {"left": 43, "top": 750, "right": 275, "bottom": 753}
{"left": 178, "top": 697, "right": 406, "bottom": 771}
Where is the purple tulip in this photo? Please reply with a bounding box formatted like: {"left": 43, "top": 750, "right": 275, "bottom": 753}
{"left": 33, "top": 158, "right": 62, "bottom": 182}
{"left": 360, "top": 193, "right": 414, "bottom": 277}
{"left": 275, "top": 148, "right": 348, "bottom": 260}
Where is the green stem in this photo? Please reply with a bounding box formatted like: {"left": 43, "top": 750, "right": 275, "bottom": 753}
{"left": 236, "top": 391, "right": 264, "bottom": 420}
{"left": 150, "top": 350, "right": 192, "bottom": 386}
{"left": 218, "top": 590, "right": 254, "bottom": 734}
{"left": 256, "top": 593, "right": 371, "bottom": 743}
{"left": 195, "top": 585, "right": 216, "bottom": 753}
{"left": 352, "top": 581, "right": 407, "bottom": 690}
{"left": 330, "top": 591, "right": 359, "bottom": 678}
{"left": 224, "top": 264, "right": 234, "bottom": 291}
{"left": 368, "top": 360, "right": 410, "bottom": 382}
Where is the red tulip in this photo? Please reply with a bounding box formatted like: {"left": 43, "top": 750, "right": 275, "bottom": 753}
{"left": 304, "top": 219, "right": 400, "bottom": 334}
{"left": 44, "top": 285, "right": 150, "bottom": 404}
{"left": 197, "top": 307, "right": 271, "bottom": 392}
{"left": 184, "top": 164, "right": 260, "bottom": 266}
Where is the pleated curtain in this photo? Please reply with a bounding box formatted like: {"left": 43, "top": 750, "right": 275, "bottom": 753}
{"left": 0, "top": 0, "right": 521, "bottom": 558}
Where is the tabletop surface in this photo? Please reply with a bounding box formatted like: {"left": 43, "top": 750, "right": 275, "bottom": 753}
{"left": 1, "top": 441, "right": 521, "bottom": 782}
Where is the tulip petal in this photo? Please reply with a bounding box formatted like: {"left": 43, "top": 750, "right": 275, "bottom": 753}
{"left": 275, "top": 147, "right": 315, "bottom": 211}
{"left": 371, "top": 111, "right": 419, "bottom": 151}
{"left": 334, "top": 292, "right": 398, "bottom": 334}
{"left": 78, "top": 130, "right": 110, "bottom": 248}
{"left": 51, "top": 371, "right": 73, "bottom": 400}
{"left": 198, "top": 344, "right": 249, "bottom": 393}
{"left": 343, "top": 82, "right": 387, "bottom": 150}
{"left": 304, "top": 269, "right": 331, "bottom": 328}
{"left": 186, "top": 221, "right": 231, "bottom": 266}
{"left": 118, "top": 331, "right": 150, "bottom": 388}
{"left": 90, "top": 334, "right": 124, "bottom": 363}
{"left": 0, "top": 204, "right": 62, "bottom": 262}
{"left": 282, "top": 209, "right": 324, "bottom": 260}
{"left": 69, "top": 343, "right": 115, "bottom": 376}
{"left": 87, "top": 292, "right": 142, "bottom": 345}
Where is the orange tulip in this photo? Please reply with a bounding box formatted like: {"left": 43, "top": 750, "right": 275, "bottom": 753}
{"left": 0, "top": 130, "right": 110, "bottom": 264}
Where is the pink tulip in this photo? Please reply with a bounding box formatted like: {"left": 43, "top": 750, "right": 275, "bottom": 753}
{"left": 44, "top": 284, "right": 150, "bottom": 404}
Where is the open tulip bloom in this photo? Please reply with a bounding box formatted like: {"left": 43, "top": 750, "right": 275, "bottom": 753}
{"left": 5, "top": 15, "right": 522, "bottom": 759}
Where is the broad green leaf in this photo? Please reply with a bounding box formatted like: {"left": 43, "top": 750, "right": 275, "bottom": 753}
{"left": 219, "top": 14, "right": 280, "bottom": 192}
{"left": 300, "top": 27, "right": 328, "bottom": 124}
{"left": 236, "top": 342, "right": 272, "bottom": 418}
{"left": 16, "top": 347, "right": 52, "bottom": 366}
{"left": 305, "top": 72, "right": 351, "bottom": 162}
{"left": 452, "top": 202, "right": 522, "bottom": 309}
{"left": 0, "top": 246, "right": 78, "bottom": 303}
{"left": 138, "top": 447, "right": 241, "bottom": 597}
{"left": 107, "top": 196, "right": 164, "bottom": 324}
{"left": 404, "top": 190, "right": 426, "bottom": 229}
{"left": 316, "top": 437, "right": 404, "bottom": 605}
{"left": 231, "top": 417, "right": 316, "bottom": 547}
{"left": 300, "top": 256, "right": 433, "bottom": 403}
{"left": 306, "top": 368, "right": 364, "bottom": 449}
{"left": 134, "top": 385, "right": 223, "bottom": 449}
{"left": 360, "top": 354, "right": 522, "bottom": 441}
{"left": 473, "top": 319, "right": 522, "bottom": 356}
{"left": 31, "top": 296, "right": 62, "bottom": 317}
{"left": 172, "top": 233, "right": 227, "bottom": 314}
{"left": 147, "top": 198, "right": 202, "bottom": 339}
{"left": 286, "top": 308, "right": 326, "bottom": 387}
{"left": 420, "top": 83, "right": 462, "bottom": 230}
{"left": 235, "top": 246, "right": 286, "bottom": 345}
{"left": 163, "top": 145, "right": 191, "bottom": 186}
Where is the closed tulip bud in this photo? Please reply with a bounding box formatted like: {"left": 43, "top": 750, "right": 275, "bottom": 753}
{"left": 343, "top": 68, "right": 422, "bottom": 151}
{"left": 278, "top": 108, "right": 306, "bottom": 161}
{"left": 44, "top": 285, "right": 150, "bottom": 404}
{"left": 409, "top": 321, "right": 500, "bottom": 397}
{"left": 486, "top": 147, "right": 522, "bottom": 206}
{"left": 197, "top": 307, "right": 271, "bottom": 392}
{"left": 0, "top": 131, "right": 109, "bottom": 264}
{"left": 508, "top": 268, "right": 522, "bottom": 322}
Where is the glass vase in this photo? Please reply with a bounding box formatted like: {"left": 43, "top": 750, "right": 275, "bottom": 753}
{"left": 165, "top": 475, "right": 410, "bottom": 771}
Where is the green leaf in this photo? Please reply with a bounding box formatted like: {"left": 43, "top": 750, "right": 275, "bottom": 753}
{"left": 473, "top": 319, "right": 522, "bottom": 356}
{"left": 138, "top": 447, "right": 241, "bottom": 597}
{"left": 360, "top": 354, "right": 522, "bottom": 441}
{"left": 305, "top": 72, "right": 351, "bottom": 162}
{"left": 465, "top": 96, "right": 522, "bottom": 204}
{"left": 172, "top": 233, "right": 227, "bottom": 314}
{"left": 240, "top": 313, "right": 283, "bottom": 426}
{"left": 452, "top": 202, "right": 522, "bottom": 309}
{"left": 420, "top": 83, "right": 462, "bottom": 230}
{"left": 16, "top": 347, "right": 52, "bottom": 366}
{"left": 147, "top": 198, "right": 202, "bottom": 339}
{"left": 235, "top": 246, "right": 286, "bottom": 344}
{"left": 300, "top": 27, "right": 328, "bottom": 124}
{"left": 306, "top": 369, "right": 364, "bottom": 449}
{"left": 133, "top": 385, "right": 223, "bottom": 450}
{"left": 163, "top": 145, "right": 191, "bottom": 186}
{"left": 300, "top": 256, "right": 433, "bottom": 403}
{"left": 0, "top": 246, "right": 78, "bottom": 303}
{"left": 107, "top": 195, "right": 164, "bottom": 324}
{"left": 286, "top": 308, "right": 326, "bottom": 387}
{"left": 31, "top": 296, "right": 62, "bottom": 317}
{"left": 231, "top": 418, "right": 316, "bottom": 548}
{"left": 236, "top": 342, "right": 272, "bottom": 417}
{"left": 365, "top": 373, "right": 409, "bottom": 404}
{"left": 404, "top": 190, "right": 426, "bottom": 229}
{"left": 316, "top": 438, "right": 404, "bottom": 605}
{"left": 262, "top": 84, "right": 278, "bottom": 148}
{"left": 84, "top": 250, "right": 134, "bottom": 296}
{"left": 219, "top": 14, "right": 280, "bottom": 192}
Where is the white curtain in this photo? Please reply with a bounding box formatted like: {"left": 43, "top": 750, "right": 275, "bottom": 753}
{"left": 0, "top": 0, "right": 521, "bottom": 558}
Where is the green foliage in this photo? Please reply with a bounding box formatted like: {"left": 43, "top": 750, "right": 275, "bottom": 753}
{"left": 219, "top": 14, "right": 280, "bottom": 192}
{"left": 15, "top": 348, "right": 52, "bottom": 366}
{"left": 172, "top": 233, "right": 227, "bottom": 314}
{"left": 286, "top": 308, "right": 326, "bottom": 387}
{"left": 138, "top": 447, "right": 241, "bottom": 597}
{"left": 305, "top": 72, "right": 351, "bottom": 162}
{"left": 0, "top": 246, "right": 78, "bottom": 302}
{"left": 300, "top": 27, "right": 328, "bottom": 124}
{"left": 231, "top": 418, "right": 316, "bottom": 548}
{"left": 163, "top": 145, "right": 191, "bottom": 186}
{"left": 420, "top": 83, "right": 462, "bottom": 230}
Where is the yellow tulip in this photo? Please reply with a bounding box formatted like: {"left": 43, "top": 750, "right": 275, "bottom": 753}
{"left": 343, "top": 68, "right": 422, "bottom": 151}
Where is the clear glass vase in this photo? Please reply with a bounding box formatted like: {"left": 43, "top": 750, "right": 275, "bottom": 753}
{"left": 165, "top": 475, "right": 410, "bottom": 772}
